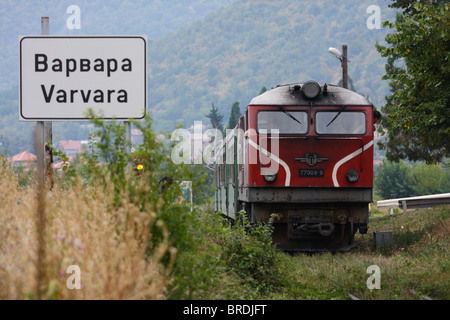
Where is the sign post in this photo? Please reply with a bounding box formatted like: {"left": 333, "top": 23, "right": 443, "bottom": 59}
{"left": 20, "top": 32, "right": 147, "bottom": 180}
{"left": 19, "top": 35, "right": 147, "bottom": 120}
{"left": 36, "top": 17, "right": 51, "bottom": 185}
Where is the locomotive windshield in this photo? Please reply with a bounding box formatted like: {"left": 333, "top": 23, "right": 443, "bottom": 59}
{"left": 316, "top": 111, "right": 366, "bottom": 135}
{"left": 257, "top": 111, "right": 308, "bottom": 134}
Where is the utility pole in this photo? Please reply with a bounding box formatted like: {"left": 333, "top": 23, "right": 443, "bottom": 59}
{"left": 328, "top": 45, "right": 349, "bottom": 89}
{"left": 341, "top": 45, "right": 348, "bottom": 89}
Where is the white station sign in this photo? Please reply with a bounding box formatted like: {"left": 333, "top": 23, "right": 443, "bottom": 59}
{"left": 19, "top": 36, "right": 147, "bottom": 121}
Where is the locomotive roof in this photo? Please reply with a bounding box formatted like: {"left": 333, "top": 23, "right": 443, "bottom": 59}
{"left": 249, "top": 82, "right": 371, "bottom": 106}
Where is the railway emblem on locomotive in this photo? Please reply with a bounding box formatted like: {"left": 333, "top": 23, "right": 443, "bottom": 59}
{"left": 295, "top": 153, "right": 328, "bottom": 166}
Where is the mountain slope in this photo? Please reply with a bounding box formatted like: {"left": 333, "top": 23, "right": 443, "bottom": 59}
{"left": 0, "top": 0, "right": 236, "bottom": 90}
{"left": 148, "top": 0, "right": 395, "bottom": 130}
{"left": 0, "top": 0, "right": 396, "bottom": 155}
{"left": 0, "top": 0, "right": 236, "bottom": 155}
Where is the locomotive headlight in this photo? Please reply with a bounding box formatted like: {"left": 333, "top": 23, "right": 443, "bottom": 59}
{"left": 263, "top": 172, "right": 277, "bottom": 183}
{"left": 345, "top": 169, "right": 360, "bottom": 183}
{"left": 302, "top": 80, "right": 321, "bottom": 99}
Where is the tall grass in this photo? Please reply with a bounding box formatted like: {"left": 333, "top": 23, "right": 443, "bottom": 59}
{"left": 0, "top": 160, "right": 171, "bottom": 299}
{"left": 2, "top": 145, "right": 448, "bottom": 300}
{"left": 12, "top": 113, "right": 448, "bottom": 300}
{"left": 0, "top": 114, "right": 282, "bottom": 300}
{"left": 0, "top": 114, "right": 187, "bottom": 299}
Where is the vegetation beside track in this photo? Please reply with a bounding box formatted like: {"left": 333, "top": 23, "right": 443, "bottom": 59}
{"left": 1, "top": 115, "right": 447, "bottom": 300}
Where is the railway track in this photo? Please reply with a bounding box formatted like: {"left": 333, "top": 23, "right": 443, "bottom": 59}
{"left": 304, "top": 264, "right": 434, "bottom": 300}
{"left": 304, "top": 265, "right": 362, "bottom": 300}
{"left": 408, "top": 289, "right": 433, "bottom": 300}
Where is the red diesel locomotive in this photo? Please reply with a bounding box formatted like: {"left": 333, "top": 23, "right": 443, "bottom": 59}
{"left": 214, "top": 81, "right": 377, "bottom": 251}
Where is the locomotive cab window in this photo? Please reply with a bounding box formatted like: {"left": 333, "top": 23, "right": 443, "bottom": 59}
{"left": 257, "top": 111, "right": 308, "bottom": 134}
{"left": 316, "top": 111, "right": 366, "bottom": 135}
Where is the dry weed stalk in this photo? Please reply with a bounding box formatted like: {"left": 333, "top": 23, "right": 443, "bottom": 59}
{"left": 0, "top": 162, "right": 36, "bottom": 299}
{"left": 0, "top": 161, "right": 171, "bottom": 299}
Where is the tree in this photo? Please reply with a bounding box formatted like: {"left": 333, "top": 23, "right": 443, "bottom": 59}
{"left": 410, "top": 162, "right": 450, "bottom": 195}
{"left": 376, "top": 0, "right": 450, "bottom": 164}
{"left": 374, "top": 159, "right": 416, "bottom": 199}
{"left": 225, "top": 101, "right": 240, "bottom": 130}
{"left": 205, "top": 102, "right": 224, "bottom": 132}
{"left": 374, "top": 159, "right": 450, "bottom": 198}
{"left": 259, "top": 86, "right": 267, "bottom": 95}
{"left": 386, "top": 0, "right": 448, "bottom": 14}
{"left": 337, "top": 76, "right": 356, "bottom": 92}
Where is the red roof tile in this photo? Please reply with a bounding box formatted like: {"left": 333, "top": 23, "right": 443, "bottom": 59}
{"left": 59, "top": 140, "right": 82, "bottom": 151}
{"left": 10, "top": 150, "right": 37, "bottom": 162}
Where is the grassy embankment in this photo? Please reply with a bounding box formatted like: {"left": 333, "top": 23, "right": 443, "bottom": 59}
{"left": 1, "top": 156, "right": 447, "bottom": 300}
{"left": 0, "top": 115, "right": 447, "bottom": 299}
{"left": 276, "top": 205, "right": 449, "bottom": 300}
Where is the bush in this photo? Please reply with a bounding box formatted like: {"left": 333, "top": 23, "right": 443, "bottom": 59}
{"left": 374, "top": 159, "right": 450, "bottom": 199}
{"left": 374, "top": 159, "right": 416, "bottom": 199}
{"left": 220, "top": 212, "right": 281, "bottom": 291}
{"left": 0, "top": 112, "right": 288, "bottom": 300}
{"left": 0, "top": 157, "right": 169, "bottom": 299}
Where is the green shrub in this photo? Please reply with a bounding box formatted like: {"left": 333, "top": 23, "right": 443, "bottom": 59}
{"left": 220, "top": 212, "right": 281, "bottom": 291}
{"left": 15, "top": 112, "right": 292, "bottom": 299}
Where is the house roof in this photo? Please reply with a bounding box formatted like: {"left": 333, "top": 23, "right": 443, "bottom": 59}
{"left": 131, "top": 129, "right": 142, "bottom": 136}
{"left": 59, "top": 140, "right": 82, "bottom": 151}
{"left": 10, "top": 150, "right": 37, "bottom": 162}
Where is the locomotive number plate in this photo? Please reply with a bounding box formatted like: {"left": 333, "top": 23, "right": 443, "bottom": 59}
{"left": 299, "top": 168, "right": 324, "bottom": 177}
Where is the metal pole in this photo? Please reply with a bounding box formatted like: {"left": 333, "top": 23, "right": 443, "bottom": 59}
{"left": 125, "top": 121, "right": 131, "bottom": 152}
{"left": 37, "top": 17, "right": 51, "bottom": 184}
{"left": 36, "top": 121, "right": 45, "bottom": 183}
{"left": 125, "top": 121, "right": 131, "bottom": 166}
{"left": 42, "top": 18, "right": 52, "bottom": 179}
{"left": 342, "top": 45, "right": 348, "bottom": 89}
{"left": 41, "top": 16, "right": 49, "bottom": 34}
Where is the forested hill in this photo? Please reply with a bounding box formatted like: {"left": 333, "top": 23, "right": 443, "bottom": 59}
{"left": 0, "top": 0, "right": 396, "bottom": 154}
{"left": 148, "top": 0, "right": 396, "bottom": 131}
{"left": 0, "top": 0, "right": 236, "bottom": 155}
{"left": 0, "top": 0, "right": 236, "bottom": 90}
